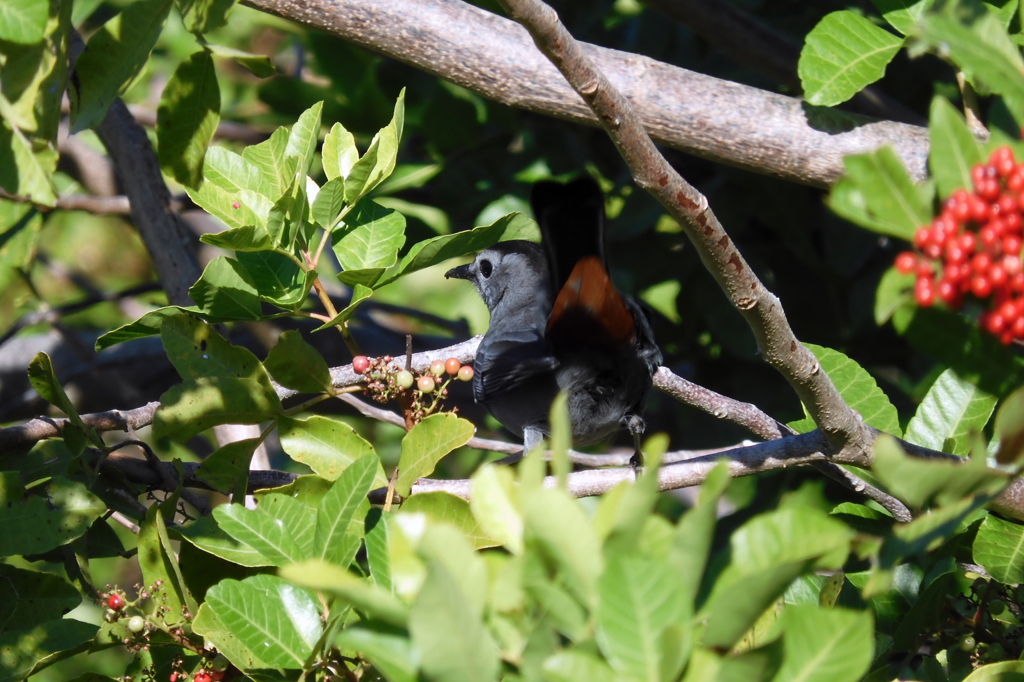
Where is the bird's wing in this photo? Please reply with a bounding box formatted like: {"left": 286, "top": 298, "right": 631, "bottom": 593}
{"left": 473, "top": 329, "right": 558, "bottom": 403}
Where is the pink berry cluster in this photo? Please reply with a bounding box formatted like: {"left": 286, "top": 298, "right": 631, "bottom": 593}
{"left": 352, "top": 354, "right": 474, "bottom": 424}
{"left": 896, "top": 146, "right": 1024, "bottom": 344}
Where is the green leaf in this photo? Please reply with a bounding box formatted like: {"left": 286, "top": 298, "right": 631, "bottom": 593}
{"left": 871, "top": 0, "right": 935, "bottom": 35}
{"left": 365, "top": 509, "right": 392, "bottom": 590}
{"left": 235, "top": 250, "right": 311, "bottom": 308}
{"left": 0, "top": 619, "right": 97, "bottom": 682}
{"left": 376, "top": 211, "right": 535, "bottom": 288}
{"left": 195, "top": 438, "right": 257, "bottom": 497}
{"left": 874, "top": 267, "right": 914, "bottom": 325}
{"left": 263, "top": 331, "right": 331, "bottom": 393}
{"left": 918, "top": 12, "right": 1024, "bottom": 122}
{"left": 199, "top": 225, "right": 273, "bottom": 252}
{"left": 264, "top": 179, "right": 309, "bottom": 250}
{"left": 928, "top": 96, "right": 984, "bottom": 197}
{"left": 157, "top": 49, "right": 220, "bottom": 189}
{"left": 830, "top": 147, "right": 931, "bottom": 241}
{"left": 0, "top": 564, "right": 81, "bottom": 633}
{"left": 0, "top": 119, "right": 58, "bottom": 205}
{"left": 94, "top": 305, "right": 202, "bottom": 350}
{"left": 153, "top": 376, "right": 281, "bottom": 441}
{"left": 805, "top": 344, "right": 900, "bottom": 436}
{"left": 400, "top": 492, "right": 496, "bottom": 549}
{"left": 176, "top": 515, "right": 271, "bottom": 567}
{"left": 278, "top": 415, "right": 386, "bottom": 485}
{"left": 961, "top": 661, "right": 1024, "bottom": 681}
{"left": 904, "top": 368, "right": 997, "bottom": 456}
{"left": 596, "top": 553, "right": 688, "bottom": 681}
{"left": 0, "top": 0, "right": 48, "bottom": 43}
{"left": 770, "top": 605, "right": 873, "bottom": 682}
{"left": 344, "top": 90, "right": 405, "bottom": 205}
{"left": 311, "top": 177, "right": 345, "bottom": 229}
{"left": 240, "top": 127, "right": 293, "bottom": 200}
{"left": 640, "top": 280, "right": 681, "bottom": 324}
{"left": 0, "top": 475, "right": 105, "bottom": 557}
{"left": 314, "top": 283, "right": 373, "bottom": 331}
{"left": 872, "top": 435, "right": 1005, "bottom": 509}
{"left": 177, "top": 0, "right": 235, "bottom": 33}
{"left": 27, "top": 352, "right": 90, "bottom": 440}
{"left": 205, "top": 42, "right": 274, "bottom": 77}
{"left": 322, "top": 122, "right": 358, "bottom": 181}
{"left": 187, "top": 146, "right": 273, "bottom": 229}
{"left": 470, "top": 464, "right": 523, "bottom": 554}
{"left": 798, "top": 11, "right": 903, "bottom": 106}
{"left": 285, "top": 101, "right": 323, "bottom": 180}
{"left": 543, "top": 650, "right": 620, "bottom": 682}
{"left": 0, "top": 204, "right": 42, "bottom": 279}
{"left": 315, "top": 453, "right": 377, "bottom": 566}
{"left": 973, "top": 514, "right": 1024, "bottom": 584}
{"left": 524, "top": 487, "right": 603, "bottom": 607}
{"left": 334, "top": 623, "right": 416, "bottom": 682}
{"left": 396, "top": 413, "right": 475, "bottom": 496}
{"left": 138, "top": 505, "right": 194, "bottom": 626}
{"left": 188, "top": 256, "right": 262, "bottom": 320}
{"left": 280, "top": 559, "right": 408, "bottom": 626}
{"left": 409, "top": 551, "right": 499, "bottom": 682}
{"left": 160, "top": 313, "right": 267, "bottom": 382}
{"left": 69, "top": 0, "right": 173, "bottom": 132}
{"left": 215, "top": 494, "right": 315, "bottom": 566}
{"left": 204, "top": 575, "right": 322, "bottom": 668}
{"left": 995, "top": 384, "right": 1024, "bottom": 464}
{"left": 333, "top": 201, "right": 406, "bottom": 287}
{"left": 191, "top": 602, "right": 269, "bottom": 670}
{"left": 669, "top": 463, "right": 730, "bottom": 607}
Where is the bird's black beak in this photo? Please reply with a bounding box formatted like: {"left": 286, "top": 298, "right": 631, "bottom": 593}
{"left": 445, "top": 263, "right": 473, "bottom": 280}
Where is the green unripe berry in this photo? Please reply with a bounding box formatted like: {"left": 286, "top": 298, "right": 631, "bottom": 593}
{"left": 959, "top": 635, "right": 977, "bottom": 652}
{"left": 989, "top": 599, "right": 1006, "bottom": 616}
{"left": 417, "top": 376, "right": 436, "bottom": 393}
{"left": 429, "top": 360, "right": 446, "bottom": 376}
{"left": 457, "top": 365, "right": 474, "bottom": 382}
{"left": 127, "top": 616, "right": 145, "bottom": 633}
{"left": 210, "top": 655, "right": 229, "bottom": 672}
{"left": 396, "top": 370, "right": 414, "bottom": 389}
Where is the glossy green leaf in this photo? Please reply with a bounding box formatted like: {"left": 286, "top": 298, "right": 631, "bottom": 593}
{"left": 199, "top": 225, "right": 273, "bottom": 252}
{"left": 669, "top": 463, "right": 730, "bottom": 607}
{"left": 928, "top": 96, "right": 984, "bottom": 197}
{"left": 27, "top": 352, "right": 89, "bottom": 439}
{"left": 995, "top": 384, "right": 1024, "bottom": 464}
{"left": 322, "top": 122, "right": 358, "bottom": 181}
{"left": 874, "top": 267, "right": 914, "bottom": 325}
{"left": 240, "top": 127, "right": 293, "bottom": 200}
{"left": 0, "top": 0, "right": 48, "bottom": 43}
{"left": 344, "top": 91, "right": 405, "bottom": 205}
{"left": 153, "top": 376, "right": 281, "bottom": 441}
{"left": 0, "top": 564, "right": 81, "bottom": 633}
{"left": 194, "top": 438, "right": 257, "bottom": 496}
{"left": 961, "top": 661, "right": 1024, "bottom": 681}
{"left": 905, "top": 368, "right": 997, "bottom": 456}
{"left": 396, "top": 413, "right": 475, "bottom": 496}
{"left": 871, "top": 0, "right": 935, "bottom": 35}
{"left": 176, "top": 514, "right": 270, "bottom": 567}
{"left": 0, "top": 619, "right": 97, "bottom": 682}
{"left": 315, "top": 453, "right": 377, "bottom": 566}
{"left": 596, "top": 553, "right": 688, "bottom": 681}
{"left": 365, "top": 509, "right": 392, "bottom": 590}
{"left": 187, "top": 146, "right": 273, "bottom": 229}
{"left": 204, "top": 575, "right": 322, "bottom": 668}
{"left": 831, "top": 147, "right": 931, "bottom": 241}
{"left": 334, "top": 623, "right": 417, "bottom": 682}
{"left": 235, "top": 250, "right": 310, "bottom": 308}
{"left": 0, "top": 119, "right": 58, "bottom": 205}
{"left": 263, "top": 331, "right": 331, "bottom": 393}
{"left": 805, "top": 344, "right": 900, "bottom": 436}
{"left": 543, "top": 650, "right": 620, "bottom": 682}
{"left": 69, "top": 0, "right": 173, "bottom": 131}
{"left": 333, "top": 201, "right": 406, "bottom": 285}
{"left": 215, "top": 494, "right": 315, "bottom": 566}
{"left": 138, "top": 505, "right": 193, "bottom": 626}
{"left": 263, "top": 178, "right": 309, "bottom": 249}
{"left": 191, "top": 602, "right": 270, "bottom": 670}
{"left": 281, "top": 559, "right": 408, "bottom": 626}
{"left": 160, "top": 313, "right": 266, "bottom": 382}
{"left": 285, "top": 101, "right": 322, "bottom": 180}
{"left": 769, "top": 606, "right": 873, "bottom": 682}
{"left": 311, "top": 177, "right": 345, "bottom": 229}
{"left": 376, "top": 211, "right": 535, "bottom": 288}
{"left": 157, "top": 49, "right": 220, "bottom": 189}
{"left": 188, "top": 256, "right": 262, "bottom": 320}
{"left": 798, "top": 11, "right": 903, "bottom": 106}
{"left": 94, "top": 305, "right": 205, "bottom": 351}
{"left": 0, "top": 475, "right": 105, "bottom": 557}
{"left": 470, "top": 464, "right": 523, "bottom": 554}
{"left": 278, "top": 415, "right": 386, "bottom": 485}
{"left": 524, "top": 487, "right": 603, "bottom": 607}
{"left": 0, "top": 204, "right": 42, "bottom": 281}
{"left": 400, "top": 491, "right": 495, "bottom": 549}
{"left": 973, "top": 514, "right": 1024, "bottom": 584}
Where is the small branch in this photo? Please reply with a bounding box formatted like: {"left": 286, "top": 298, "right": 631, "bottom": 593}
{"left": 811, "top": 461, "right": 912, "bottom": 523}
{"left": 956, "top": 72, "right": 988, "bottom": 140}
{"left": 0, "top": 188, "right": 134, "bottom": 215}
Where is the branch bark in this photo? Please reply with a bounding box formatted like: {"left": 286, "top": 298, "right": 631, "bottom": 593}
{"left": 240, "top": 0, "right": 929, "bottom": 189}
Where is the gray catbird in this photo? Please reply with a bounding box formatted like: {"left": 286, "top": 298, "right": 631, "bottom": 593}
{"left": 445, "top": 177, "right": 662, "bottom": 462}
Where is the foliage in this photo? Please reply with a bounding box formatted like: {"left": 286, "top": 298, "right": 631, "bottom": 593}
{"left": 5, "top": 1, "right": 1024, "bottom": 682}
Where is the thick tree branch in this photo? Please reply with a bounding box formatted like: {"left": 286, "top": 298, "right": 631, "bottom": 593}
{"left": 497, "top": 0, "right": 874, "bottom": 464}
{"left": 240, "top": 0, "right": 929, "bottom": 189}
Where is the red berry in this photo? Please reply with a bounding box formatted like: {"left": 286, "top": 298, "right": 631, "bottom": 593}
{"left": 972, "top": 164, "right": 988, "bottom": 185}
{"left": 1001, "top": 331, "right": 1015, "bottom": 345}
{"left": 972, "top": 275, "right": 993, "bottom": 298}
{"left": 973, "top": 253, "right": 993, "bottom": 273}
{"left": 1012, "top": 272, "right": 1024, "bottom": 293}
{"left": 959, "top": 232, "right": 978, "bottom": 253}
{"left": 457, "top": 365, "right": 474, "bottom": 382}
{"left": 170, "top": 675, "right": 178, "bottom": 682}
{"left": 1012, "top": 315, "right": 1024, "bottom": 338}
{"left": 429, "top": 359, "right": 446, "bottom": 376}
{"left": 1005, "top": 236, "right": 1023, "bottom": 257}
{"left": 210, "top": 672, "right": 225, "bottom": 682}
{"left": 980, "top": 179, "right": 1002, "bottom": 201}
{"left": 915, "top": 227, "right": 931, "bottom": 249}
{"left": 107, "top": 594, "right": 126, "bottom": 611}
{"left": 195, "top": 674, "right": 212, "bottom": 682}
{"left": 915, "top": 277, "right": 935, "bottom": 306}
{"left": 444, "top": 358, "right": 461, "bottom": 375}
{"left": 990, "top": 263, "right": 1008, "bottom": 288}
{"left": 352, "top": 356, "right": 370, "bottom": 374}
{"left": 895, "top": 251, "right": 917, "bottom": 273}
{"left": 1006, "top": 211, "right": 1022, "bottom": 233}
{"left": 969, "top": 195, "right": 991, "bottom": 222}
{"left": 986, "top": 312, "right": 1007, "bottom": 334}
{"left": 924, "top": 242, "right": 942, "bottom": 259}
{"left": 417, "top": 375, "right": 436, "bottom": 393}
{"left": 991, "top": 146, "right": 1016, "bottom": 176}
{"left": 945, "top": 242, "right": 966, "bottom": 264}
{"left": 997, "top": 194, "right": 1017, "bottom": 215}
{"left": 981, "top": 225, "right": 1000, "bottom": 249}
{"left": 916, "top": 261, "right": 935, "bottom": 278}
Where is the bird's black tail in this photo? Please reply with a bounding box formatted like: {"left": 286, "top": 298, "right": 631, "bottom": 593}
{"left": 531, "top": 177, "right": 606, "bottom": 291}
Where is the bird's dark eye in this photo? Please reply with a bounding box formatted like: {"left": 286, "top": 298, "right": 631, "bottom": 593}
{"left": 479, "top": 259, "right": 493, "bottom": 278}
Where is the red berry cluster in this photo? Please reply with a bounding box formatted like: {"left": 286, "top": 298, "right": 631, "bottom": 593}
{"left": 896, "top": 146, "right": 1024, "bottom": 344}
{"left": 351, "top": 354, "right": 474, "bottom": 425}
